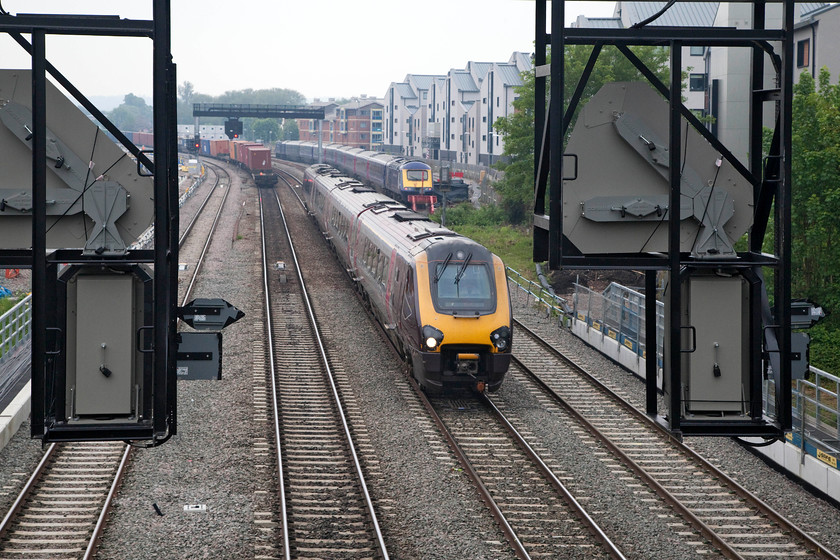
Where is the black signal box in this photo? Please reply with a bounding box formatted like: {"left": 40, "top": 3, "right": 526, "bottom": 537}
{"left": 225, "top": 119, "right": 243, "bottom": 139}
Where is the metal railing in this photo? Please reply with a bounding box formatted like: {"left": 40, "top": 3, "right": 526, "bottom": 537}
{"left": 571, "top": 281, "right": 665, "bottom": 368}
{"left": 0, "top": 295, "right": 32, "bottom": 365}
{"left": 131, "top": 171, "right": 205, "bottom": 250}
{"left": 505, "top": 267, "right": 570, "bottom": 325}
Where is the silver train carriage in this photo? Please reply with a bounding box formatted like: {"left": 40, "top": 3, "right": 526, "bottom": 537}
{"left": 302, "top": 163, "right": 512, "bottom": 393}
{"left": 277, "top": 140, "right": 433, "bottom": 203}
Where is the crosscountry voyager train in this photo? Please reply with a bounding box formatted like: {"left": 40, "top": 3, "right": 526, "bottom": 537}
{"left": 277, "top": 140, "right": 434, "bottom": 204}
{"left": 303, "top": 163, "right": 512, "bottom": 393}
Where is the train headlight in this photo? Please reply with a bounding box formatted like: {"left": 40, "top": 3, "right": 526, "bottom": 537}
{"left": 490, "top": 326, "right": 512, "bottom": 352}
{"left": 422, "top": 325, "right": 444, "bottom": 351}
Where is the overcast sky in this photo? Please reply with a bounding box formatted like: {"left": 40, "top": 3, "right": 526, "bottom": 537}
{"left": 0, "top": 1, "right": 616, "bottom": 105}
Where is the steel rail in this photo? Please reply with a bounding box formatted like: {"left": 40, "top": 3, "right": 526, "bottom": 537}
{"left": 513, "top": 318, "right": 840, "bottom": 560}
{"left": 408, "top": 376, "right": 531, "bottom": 560}
{"left": 480, "top": 393, "right": 627, "bottom": 560}
{"left": 0, "top": 442, "right": 56, "bottom": 539}
{"left": 178, "top": 160, "right": 226, "bottom": 248}
{"left": 180, "top": 163, "right": 232, "bottom": 307}
{"left": 258, "top": 191, "right": 291, "bottom": 560}
{"left": 268, "top": 184, "right": 390, "bottom": 559}
{"left": 84, "top": 443, "right": 132, "bottom": 560}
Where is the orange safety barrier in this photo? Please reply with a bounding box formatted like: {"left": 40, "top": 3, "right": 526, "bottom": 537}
{"left": 4, "top": 269, "right": 20, "bottom": 279}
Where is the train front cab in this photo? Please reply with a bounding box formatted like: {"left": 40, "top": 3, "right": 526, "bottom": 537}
{"left": 410, "top": 242, "right": 512, "bottom": 393}
{"left": 399, "top": 161, "right": 434, "bottom": 210}
{"left": 399, "top": 161, "right": 432, "bottom": 195}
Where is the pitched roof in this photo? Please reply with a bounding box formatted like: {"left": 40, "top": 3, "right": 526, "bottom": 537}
{"left": 407, "top": 74, "right": 443, "bottom": 91}
{"left": 801, "top": 3, "right": 829, "bottom": 17}
{"left": 617, "top": 2, "right": 718, "bottom": 27}
{"left": 394, "top": 83, "right": 417, "bottom": 100}
{"left": 572, "top": 16, "right": 622, "bottom": 29}
{"left": 452, "top": 71, "right": 479, "bottom": 92}
{"left": 467, "top": 61, "right": 494, "bottom": 82}
{"left": 509, "top": 52, "right": 533, "bottom": 73}
{"left": 494, "top": 64, "right": 524, "bottom": 87}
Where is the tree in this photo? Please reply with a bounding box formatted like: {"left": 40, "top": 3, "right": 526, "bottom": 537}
{"left": 107, "top": 93, "right": 153, "bottom": 131}
{"left": 251, "top": 118, "right": 280, "bottom": 143}
{"left": 178, "top": 81, "right": 195, "bottom": 105}
{"left": 790, "top": 69, "right": 840, "bottom": 310}
{"left": 493, "top": 45, "right": 670, "bottom": 223}
{"left": 281, "top": 119, "right": 300, "bottom": 141}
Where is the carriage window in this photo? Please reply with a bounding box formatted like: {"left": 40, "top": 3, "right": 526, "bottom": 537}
{"left": 381, "top": 257, "right": 390, "bottom": 286}
{"left": 406, "top": 169, "right": 429, "bottom": 181}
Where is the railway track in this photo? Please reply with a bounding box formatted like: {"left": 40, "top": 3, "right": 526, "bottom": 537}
{"left": 510, "top": 318, "right": 839, "bottom": 560}
{"left": 415, "top": 381, "right": 625, "bottom": 560}
{"left": 0, "top": 161, "right": 227, "bottom": 559}
{"left": 260, "top": 174, "right": 389, "bottom": 559}
{"left": 273, "top": 160, "right": 839, "bottom": 558}
{"left": 274, "top": 162, "right": 622, "bottom": 558}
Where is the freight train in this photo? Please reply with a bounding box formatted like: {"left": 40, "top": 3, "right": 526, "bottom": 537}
{"left": 173, "top": 136, "right": 276, "bottom": 187}
{"left": 276, "top": 140, "right": 447, "bottom": 206}
{"left": 303, "top": 163, "right": 512, "bottom": 393}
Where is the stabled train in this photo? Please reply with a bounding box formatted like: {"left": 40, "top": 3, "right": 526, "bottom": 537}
{"left": 176, "top": 137, "right": 276, "bottom": 187}
{"left": 303, "top": 163, "right": 512, "bottom": 393}
{"left": 276, "top": 140, "right": 435, "bottom": 206}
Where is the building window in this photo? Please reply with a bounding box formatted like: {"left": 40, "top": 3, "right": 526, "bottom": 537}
{"left": 451, "top": 134, "right": 455, "bottom": 139}
{"left": 482, "top": 135, "right": 486, "bottom": 141}
{"left": 496, "top": 98, "right": 500, "bottom": 107}
{"left": 797, "top": 39, "right": 810, "bottom": 68}
{"left": 483, "top": 97, "right": 487, "bottom": 104}
{"left": 689, "top": 73, "right": 706, "bottom": 92}
{"left": 482, "top": 116, "right": 486, "bottom": 122}
{"left": 451, "top": 117, "right": 455, "bottom": 123}
{"left": 690, "top": 46, "right": 704, "bottom": 56}
{"left": 451, "top": 100, "right": 455, "bottom": 106}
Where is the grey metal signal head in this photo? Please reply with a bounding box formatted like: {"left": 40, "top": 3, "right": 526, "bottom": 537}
{"left": 0, "top": 70, "right": 154, "bottom": 254}
{"left": 562, "top": 81, "right": 753, "bottom": 258}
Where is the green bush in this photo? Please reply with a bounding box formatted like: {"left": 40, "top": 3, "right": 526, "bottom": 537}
{"left": 0, "top": 297, "right": 15, "bottom": 317}
{"left": 807, "top": 317, "right": 840, "bottom": 374}
{"left": 432, "top": 202, "right": 506, "bottom": 227}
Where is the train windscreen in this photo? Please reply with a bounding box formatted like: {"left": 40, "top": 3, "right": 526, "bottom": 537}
{"left": 431, "top": 260, "right": 496, "bottom": 314}
{"left": 406, "top": 169, "right": 429, "bottom": 181}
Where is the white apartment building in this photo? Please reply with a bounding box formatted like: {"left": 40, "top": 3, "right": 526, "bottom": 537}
{"left": 384, "top": 52, "right": 531, "bottom": 165}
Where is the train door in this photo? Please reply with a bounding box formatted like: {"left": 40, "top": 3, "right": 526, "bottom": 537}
{"left": 384, "top": 248, "right": 398, "bottom": 325}
{"left": 400, "top": 269, "right": 419, "bottom": 349}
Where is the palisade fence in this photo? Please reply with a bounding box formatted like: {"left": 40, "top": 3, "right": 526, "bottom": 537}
{"left": 505, "top": 268, "right": 840, "bottom": 463}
